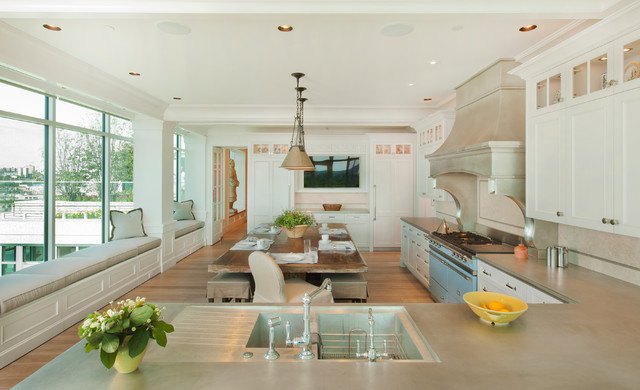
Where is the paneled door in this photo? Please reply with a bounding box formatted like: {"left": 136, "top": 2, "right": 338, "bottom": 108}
{"left": 211, "top": 147, "right": 224, "bottom": 244}
{"left": 372, "top": 158, "right": 414, "bottom": 247}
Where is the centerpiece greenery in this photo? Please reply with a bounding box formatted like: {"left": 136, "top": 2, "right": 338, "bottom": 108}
{"left": 78, "top": 297, "right": 174, "bottom": 373}
{"left": 273, "top": 209, "right": 315, "bottom": 238}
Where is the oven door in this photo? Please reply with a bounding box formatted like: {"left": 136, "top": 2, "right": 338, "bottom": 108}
{"left": 429, "top": 246, "right": 476, "bottom": 303}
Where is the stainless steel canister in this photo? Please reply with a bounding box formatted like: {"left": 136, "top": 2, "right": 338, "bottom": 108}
{"left": 546, "top": 246, "right": 558, "bottom": 268}
{"left": 556, "top": 246, "right": 569, "bottom": 268}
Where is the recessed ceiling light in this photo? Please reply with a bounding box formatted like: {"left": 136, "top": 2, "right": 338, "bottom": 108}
{"left": 599, "top": 56, "right": 608, "bottom": 61}
{"left": 429, "top": 60, "right": 439, "bottom": 65}
{"left": 172, "top": 97, "right": 182, "bottom": 100}
{"left": 423, "top": 98, "right": 433, "bottom": 101}
{"left": 43, "top": 24, "right": 61, "bottom": 31}
{"left": 129, "top": 71, "right": 141, "bottom": 76}
{"left": 624, "top": 47, "right": 633, "bottom": 52}
{"left": 519, "top": 24, "right": 538, "bottom": 32}
{"left": 406, "top": 83, "right": 415, "bottom": 87}
{"left": 157, "top": 21, "right": 191, "bottom": 35}
{"left": 380, "top": 23, "right": 414, "bottom": 37}
{"left": 278, "top": 25, "right": 293, "bottom": 32}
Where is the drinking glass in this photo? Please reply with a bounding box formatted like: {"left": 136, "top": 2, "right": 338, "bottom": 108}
{"left": 304, "top": 239, "right": 311, "bottom": 254}
{"left": 310, "top": 247, "right": 318, "bottom": 262}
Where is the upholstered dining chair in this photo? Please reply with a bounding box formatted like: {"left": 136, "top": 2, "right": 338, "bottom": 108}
{"left": 248, "top": 251, "right": 333, "bottom": 304}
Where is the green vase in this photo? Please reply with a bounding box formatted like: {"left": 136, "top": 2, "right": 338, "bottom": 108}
{"left": 113, "top": 336, "right": 147, "bottom": 374}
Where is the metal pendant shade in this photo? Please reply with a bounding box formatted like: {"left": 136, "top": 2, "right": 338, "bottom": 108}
{"left": 281, "top": 72, "right": 315, "bottom": 171}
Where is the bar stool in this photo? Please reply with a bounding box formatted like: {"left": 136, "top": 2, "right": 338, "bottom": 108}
{"left": 322, "top": 273, "right": 368, "bottom": 303}
{"left": 207, "top": 273, "right": 253, "bottom": 303}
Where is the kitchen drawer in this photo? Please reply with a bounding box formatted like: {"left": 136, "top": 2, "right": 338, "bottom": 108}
{"left": 314, "top": 214, "right": 345, "bottom": 223}
{"left": 478, "top": 261, "right": 529, "bottom": 301}
{"left": 416, "top": 256, "right": 429, "bottom": 281}
{"left": 344, "top": 214, "right": 369, "bottom": 222}
{"left": 529, "top": 288, "right": 563, "bottom": 304}
{"left": 429, "top": 277, "right": 447, "bottom": 303}
{"left": 478, "top": 276, "right": 505, "bottom": 294}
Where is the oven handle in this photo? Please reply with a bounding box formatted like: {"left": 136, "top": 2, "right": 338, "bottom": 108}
{"left": 430, "top": 248, "right": 472, "bottom": 282}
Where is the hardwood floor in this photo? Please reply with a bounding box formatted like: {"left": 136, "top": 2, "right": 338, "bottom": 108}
{"left": 0, "top": 223, "right": 432, "bottom": 388}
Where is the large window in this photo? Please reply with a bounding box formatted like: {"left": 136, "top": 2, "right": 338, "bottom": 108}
{"left": 173, "top": 133, "right": 186, "bottom": 202}
{"left": 0, "top": 80, "right": 134, "bottom": 274}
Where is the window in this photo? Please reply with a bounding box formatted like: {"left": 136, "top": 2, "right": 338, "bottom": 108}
{"left": 0, "top": 80, "right": 134, "bottom": 275}
{"left": 173, "top": 133, "right": 186, "bottom": 201}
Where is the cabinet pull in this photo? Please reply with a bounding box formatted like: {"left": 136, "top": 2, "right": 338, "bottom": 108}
{"left": 373, "top": 185, "right": 377, "bottom": 221}
{"left": 482, "top": 287, "right": 488, "bottom": 292}
{"left": 505, "top": 283, "right": 517, "bottom": 291}
{"left": 556, "top": 211, "right": 564, "bottom": 217}
{"left": 440, "top": 296, "right": 445, "bottom": 301}
{"left": 610, "top": 219, "right": 619, "bottom": 226}
{"left": 416, "top": 243, "right": 421, "bottom": 247}
{"left": 602, "top": 218, "right": 610, "bottom": 224}
{"left": 482, "top": 270, "right": 491, "bottom": 277}
{"left": 456, "top": 290, "right": 461, "bottom": 296}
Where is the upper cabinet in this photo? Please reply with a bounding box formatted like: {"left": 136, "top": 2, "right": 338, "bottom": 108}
{"left": 520, "top": 18, "right": 640, "bottom": 238}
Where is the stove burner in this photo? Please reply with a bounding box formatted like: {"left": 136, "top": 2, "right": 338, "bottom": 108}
{"left": 432, "top": 231, "right": 494, "bottom": 246}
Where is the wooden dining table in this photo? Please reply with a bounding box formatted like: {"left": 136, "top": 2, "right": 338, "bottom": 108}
{"left": 208, "top": 223, "right": 368, "bottom": 274}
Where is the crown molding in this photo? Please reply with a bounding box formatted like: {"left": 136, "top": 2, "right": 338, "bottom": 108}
{"left": 0, "top": 21, "right": 167, "bottom": 119}
{"left": 164, "top": 104, "right": 434, "bottom": 127}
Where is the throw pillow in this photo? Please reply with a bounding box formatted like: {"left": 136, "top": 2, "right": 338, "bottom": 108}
{"left": 110, "top": 208, "right": 146, "bottom": 240}
{"left": 173, "top": 200, "right": 195, "bottom": 221}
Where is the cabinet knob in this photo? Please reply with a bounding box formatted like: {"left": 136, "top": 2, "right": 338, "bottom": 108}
{"left": 610, "top": 219, "right": 619, "bottom": 226}
{"left": 602, "top": 218, "right": 610, "bottom": 224}
{"left": 556, "top": 211, "right": 564, "bottom": 217}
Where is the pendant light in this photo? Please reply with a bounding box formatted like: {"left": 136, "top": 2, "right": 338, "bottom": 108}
{"left": 280, "top": 72, "right": 315, "bottom": 171}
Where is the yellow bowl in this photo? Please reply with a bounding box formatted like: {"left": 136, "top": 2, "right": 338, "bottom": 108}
{"left": 463, "top": 291, "right": 528, "bottom": 326}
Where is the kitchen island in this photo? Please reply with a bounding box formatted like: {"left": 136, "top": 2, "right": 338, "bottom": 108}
{"left": 15, "top": 249, "right": 640, "bottom": 389}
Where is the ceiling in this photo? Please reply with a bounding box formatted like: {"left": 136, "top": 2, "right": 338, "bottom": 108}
{"left": 0, "top": 0, "right": 626, "bottom": 127}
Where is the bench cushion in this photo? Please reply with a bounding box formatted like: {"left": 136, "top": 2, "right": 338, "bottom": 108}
{"left": 17, "top": 256, "right": 106, "bottom": 286}
{"left": 65, "top": 237, "right": 161, "bottom": 267}
{"left": 0, "top": 274, "right": 65, "bottom": 315}
{"left": 175, "top": 220, "right": 205, "bottom": 238}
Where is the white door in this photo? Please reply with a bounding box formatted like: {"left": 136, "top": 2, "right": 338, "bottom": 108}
{"left": 393, "top": 159, "right": 415, "bottom": 245}
{"left": 528, "top": 111, "right": 564, "bottom": 222}
{"left": 565, "top": 98, "right": 614, "bottom": 232}
{"left": 211, "top": 147, "right": 224, "bottom": 244}
{"left": 613, "top": 88, "right": 640, "bottom": 236}
{"left": 271, "top": 161, "right": 292, "bottom": 216}
{"left": 372, "top": 158, "right": 394, "bottom": 247}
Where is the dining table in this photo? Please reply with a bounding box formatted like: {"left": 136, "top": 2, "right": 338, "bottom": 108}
{"left": 208, "top": 223, "right": 368, "bottom": 274}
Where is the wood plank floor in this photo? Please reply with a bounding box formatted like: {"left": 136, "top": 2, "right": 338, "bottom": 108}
{"left": 0, "top": 223, "right": 432, "bottom": 388}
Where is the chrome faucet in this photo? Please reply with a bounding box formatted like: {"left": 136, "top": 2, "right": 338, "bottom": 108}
{"left": 286, "top": 278, "right": 332, "bottom": 360}
{"left": 264, "top": 316, "right": 281, "bottom": 360}
{"left": 355, "top": 308, "right": 389, "bottom": 362}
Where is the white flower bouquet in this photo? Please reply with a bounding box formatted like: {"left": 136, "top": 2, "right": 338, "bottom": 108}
{"left": 78, "top": 297, "right": 174, "bottom": 369}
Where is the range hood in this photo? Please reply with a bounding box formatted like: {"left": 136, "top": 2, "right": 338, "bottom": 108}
{"left": 428, "top": 59, "right": 525, "bottom": 203}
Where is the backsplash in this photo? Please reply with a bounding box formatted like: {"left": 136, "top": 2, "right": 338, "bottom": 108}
{"left": 559, "top": 225, "right": 640, "bottom": 286}
{"left": 295, "top": 192, "right": 369, "bottom": 211}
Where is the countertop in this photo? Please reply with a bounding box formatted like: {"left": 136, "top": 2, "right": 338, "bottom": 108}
{"left": 16, "top": 219, "right": 640, "bottom": 389}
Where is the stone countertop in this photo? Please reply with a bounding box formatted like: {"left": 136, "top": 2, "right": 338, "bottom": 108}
{"left": 15, "top": 217, "right": 640, "bottom": 389}
{"left": 400, "top": 217, "right": 447, "bottom": 234}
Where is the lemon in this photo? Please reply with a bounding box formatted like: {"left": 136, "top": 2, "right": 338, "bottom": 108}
{"left": 486, "top": 301, "right": 506, "bottom": 311}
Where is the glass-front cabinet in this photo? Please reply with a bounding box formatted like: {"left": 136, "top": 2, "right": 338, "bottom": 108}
{"left": 569, "top": 46, "right": 614, "bottom": 104}
{"left": 618, "top": 32, "right": 640, "bottom": 92}
{"left": 535, "top": 71, "right": 563, "bottom": 111}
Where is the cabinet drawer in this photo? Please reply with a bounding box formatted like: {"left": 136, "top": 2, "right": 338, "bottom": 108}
{"left": 529, "top": 288, "right": 563, "bottom": 304}
{"left": 429, "top": 254, "right": 448, "bottom": 287}
{"left": 478, "top": 261, "right": 529, "bottom": 301}
{"left": 429, "top": 277, "right": 447, "bottom": 303}
{"left": 314, "top": 214, "right": 345, "bottom": 223}
{"left": 416, "top": 257, "right": 429, "bottom": 281}
{"left": 344, "top": 214, "right": 369, "bottom": 222}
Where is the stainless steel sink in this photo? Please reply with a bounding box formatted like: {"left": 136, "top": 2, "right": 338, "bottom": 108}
{"left": 145, "top": 305, "right": 438, "bottom": 363}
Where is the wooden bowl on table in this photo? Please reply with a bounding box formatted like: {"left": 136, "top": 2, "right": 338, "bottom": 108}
{"left": 322, "top": 204, "right": 342, "bottom": 211}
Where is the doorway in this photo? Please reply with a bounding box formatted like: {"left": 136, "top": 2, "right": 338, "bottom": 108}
{"left": 223, "top": 147, "right": 247, "bottom": 234}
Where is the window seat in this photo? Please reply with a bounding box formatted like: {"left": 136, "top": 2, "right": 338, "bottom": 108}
{"left": 0, "top": 236, "right": 161, "bottom": 368}
{"left": 175, "top": 220, "right": 205, "bottom": 238}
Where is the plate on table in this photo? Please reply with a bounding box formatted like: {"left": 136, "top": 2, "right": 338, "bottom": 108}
{"left": 280, "top": 253, "right": 306, "bottom": 262}
{"left": 236, "top": 241, "right": 257, "bottom": 248}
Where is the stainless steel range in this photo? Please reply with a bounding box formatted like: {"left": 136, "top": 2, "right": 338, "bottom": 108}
{"left": 428, "top": 232, "right": 513, "bottom": 303}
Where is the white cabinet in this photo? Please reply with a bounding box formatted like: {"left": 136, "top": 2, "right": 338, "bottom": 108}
{"left": 400, "top": 221, "right": 430, "bottom": 289}
{"left": 527, "top": 111, "right": 565, "bottom": 221}
{"left": 477, "top": 260, "right": 563, "bottom": 304}
{"left": 249, "top": 157, "right": 293, "bottom": 230}
{"left": 372, "top": 157, "right": 414, "bottom": 247}
{"left": 565, "top": 98, "right": 614, "bottom": 231}
{"left": 313, "top": 213, "right": 370, "bottom": 249}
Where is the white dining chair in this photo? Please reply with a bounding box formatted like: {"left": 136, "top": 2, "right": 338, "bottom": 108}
{"left": 248, "top": 251, "right": 333, "bottom": 304}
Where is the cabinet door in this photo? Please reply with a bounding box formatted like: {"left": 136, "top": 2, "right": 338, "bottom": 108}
{"left": 613, "top": 89, "right": 640, "bottom": 236}
{"left": 346, "top": 221, "right": 370, "bottom": 247}
{"left": 271, "top": 162, "right": 292, "bottom": 215}
{"left": 252, "top": 160, "right": 273, "bottom": 227}
{"left": 372, "top": 159, "right": 395, "bottom": 247}
{"left": 417, "top": 151, "right": 428, "bottom": 197}
{"left": 527, "top": 112, "right": 565, "bottom": 222}
{"left": 400, "top": 226, "right": 410, "bottom": 266}
{"left": 565, "top": 98, "right": 614, "bottom": 232}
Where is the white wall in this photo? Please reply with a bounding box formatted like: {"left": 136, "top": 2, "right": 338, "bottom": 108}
{"left": 183, "top": 132, "right": 207, "bottom": 221}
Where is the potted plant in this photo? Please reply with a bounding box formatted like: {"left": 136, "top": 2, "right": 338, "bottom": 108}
{"left": 78, "top": 297, "right": 174, "bottom": 374}
{"left": 273, "top": 209, "right": 315, "bottom": 238}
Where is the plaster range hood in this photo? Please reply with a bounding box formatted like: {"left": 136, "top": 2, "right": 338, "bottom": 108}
{"left": 428, "top": 59, "right": 525, "bottom": 205}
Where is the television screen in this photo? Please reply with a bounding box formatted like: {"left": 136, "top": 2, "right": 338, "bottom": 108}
{"left": 304, "top": 155, "right": 360, "bottom": 188}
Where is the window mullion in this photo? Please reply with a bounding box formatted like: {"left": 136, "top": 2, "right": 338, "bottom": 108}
{"left": 45, "top": 96, "right": 56, "bottom": 260}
